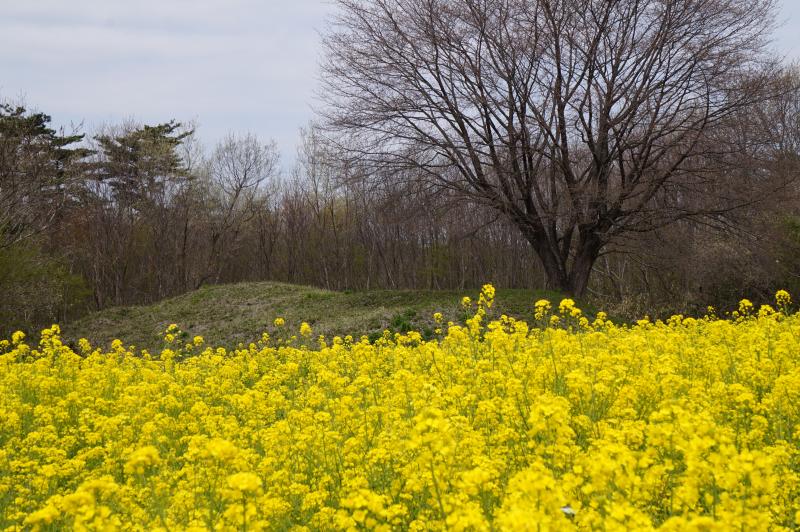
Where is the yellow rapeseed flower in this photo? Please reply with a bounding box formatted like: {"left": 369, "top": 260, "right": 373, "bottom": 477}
{"left": 776, "top": 289, "right": 792, "bottom": 308}
{"left": 1, "top": 291, "right": 799, "bottom": 530}
{"left": 227, "top": 472, "right": 262, "bottom": 493}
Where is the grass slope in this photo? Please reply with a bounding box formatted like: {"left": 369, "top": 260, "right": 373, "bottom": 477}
{"left": 64, "top": 282, "right": 568, "bottom": 350}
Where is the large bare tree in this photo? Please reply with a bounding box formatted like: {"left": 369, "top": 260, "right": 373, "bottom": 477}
{"left": 321, "top": 0, "right": 780, "bottom": 295}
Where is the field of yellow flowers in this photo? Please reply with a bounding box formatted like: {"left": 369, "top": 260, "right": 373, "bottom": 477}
{"left": 1, "top": 286, "right": 799, "bottom": 530}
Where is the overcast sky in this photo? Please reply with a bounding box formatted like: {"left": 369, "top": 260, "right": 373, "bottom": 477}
{"left": 2, "top": 0, "right": 800, "bottom": 168}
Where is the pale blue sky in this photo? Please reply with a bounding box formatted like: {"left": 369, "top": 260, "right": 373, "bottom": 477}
{"left": 1, "top": 0, "right": 799, "bottom": 167}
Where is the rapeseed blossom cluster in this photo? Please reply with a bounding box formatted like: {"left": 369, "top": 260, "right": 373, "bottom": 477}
{"left": 1, "top": 288, "right": 799, "bottom": 530}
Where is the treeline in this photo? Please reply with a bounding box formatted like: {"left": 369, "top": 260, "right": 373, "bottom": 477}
{"left": 0, "top": 109, "right": 543, "bottom": 332}
{"left": 2, "top": 80, "right": 800, "bottom": 333}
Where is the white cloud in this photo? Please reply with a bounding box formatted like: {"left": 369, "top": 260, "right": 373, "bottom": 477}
{"left": 0, "top": 0, "right": 333, "bottom": 166}
{"left": 1, "top": 0, "right": 798, "bottom": 167}
{"left": 775, "top": 0, "right": 800, "bottom": 60}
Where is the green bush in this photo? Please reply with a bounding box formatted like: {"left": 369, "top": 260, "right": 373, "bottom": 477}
{"left": 0, "top": 243, "right": 90, "bottom": 336}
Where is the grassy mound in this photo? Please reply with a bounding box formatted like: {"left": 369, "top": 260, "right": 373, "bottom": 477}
{"left": 64, "top": 282, "right": 566, "bottom": 350}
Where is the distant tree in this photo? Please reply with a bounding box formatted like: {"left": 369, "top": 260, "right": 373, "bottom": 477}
{"left": 0, "top": 104, "right": 88, "bottom": 249}
{"left": 92, "top": 120, "right": 192, "bottom": 209}
{"left": 200, "top": 133, "right": 279, "bottom": 286}
{"left": 83, "top": 121, "right": 194, "bottom": 305}
{"left": 321, "top": 0, "right": 782, "bottom": 295}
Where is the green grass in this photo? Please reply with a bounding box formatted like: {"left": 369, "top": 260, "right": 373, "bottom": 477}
{"left": 62, "top": 282, "right": 571, "bottom": 351}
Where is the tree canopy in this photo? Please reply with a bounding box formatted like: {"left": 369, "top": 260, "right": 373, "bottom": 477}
{"left": 321, "top": 0, "right": 781, "bottom": 294}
